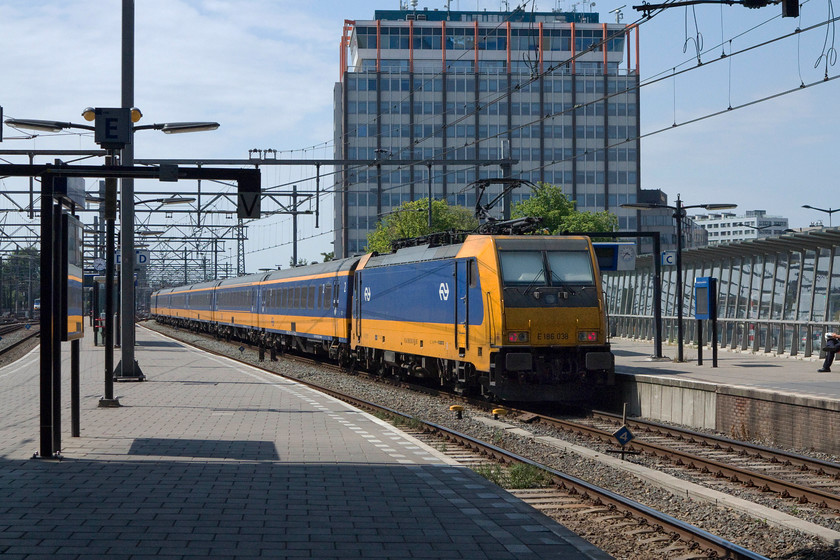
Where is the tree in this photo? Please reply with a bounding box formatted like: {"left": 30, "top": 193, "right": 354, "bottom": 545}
{"left": 511, "top": 182, "right": 618, "bottom": 236}
{"left": 320, "top": 251, "right": 334, "bottom": 262}
{"left": 0, "top": 248, "right": 40, "bottom": 316}
{"left": 366, "top": 198, "right": 478, "bottom": 253}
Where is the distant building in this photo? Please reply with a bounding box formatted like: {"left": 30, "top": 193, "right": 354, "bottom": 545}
{"left": 333, "top": 7, "right": 641, "bottom": 257}
{"left": 693, "top": 210, "right": 789, "bottom": 246}
{"left": 636, "top": 189, "right": 708, "bottom": 254}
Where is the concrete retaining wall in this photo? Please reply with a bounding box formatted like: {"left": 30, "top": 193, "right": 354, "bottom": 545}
{"left": 619, "top": 374, "right": 717, "bottom": 430}
{"left": 618, "top": 373, "right": 840, "bottom": 454}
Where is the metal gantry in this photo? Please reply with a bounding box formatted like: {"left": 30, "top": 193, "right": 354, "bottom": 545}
{"left": 0, "top": 150, "right": 332, "bottom": 315}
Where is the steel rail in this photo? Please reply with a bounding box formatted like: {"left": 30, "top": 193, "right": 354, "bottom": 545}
{"left": 536, "top": 414, "right": 840, "bottom": 510}
{"left": 0, "top": 328, "right": 39, "bottom": 358}
{"left": 592, "top": 410, "right": 840, "bottom": 479}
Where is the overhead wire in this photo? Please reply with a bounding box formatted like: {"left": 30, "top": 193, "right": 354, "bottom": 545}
{"left": 245, "top": 5, "right": 840, "bottom": 258}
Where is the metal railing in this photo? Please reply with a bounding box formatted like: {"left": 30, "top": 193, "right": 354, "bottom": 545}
{"left": 610, "top": 314, "right": 839, "bottom": 359}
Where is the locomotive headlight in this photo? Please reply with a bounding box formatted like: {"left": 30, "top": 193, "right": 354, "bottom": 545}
{"left": 578, "top": 331, "right": 599, "bottom": 342}
{"left": 507, "top": 331, "right": 529, "bottom": 343}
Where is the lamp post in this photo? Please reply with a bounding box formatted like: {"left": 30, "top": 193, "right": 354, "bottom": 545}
{"left": 5, "top": 116, "right": 215, "bottom": 382}
{"left": 802, "top": 205, "right": 840, "bottom": 228}
{"left": 622, "top": 194, "right": 737, "bottom": 362}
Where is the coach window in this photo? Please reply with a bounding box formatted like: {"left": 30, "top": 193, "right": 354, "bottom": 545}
{"left": 324, "top": 284, "right": 332, "bottom": 309}
{"left": 308, "top": 286, "right": 315, "bottom": 309}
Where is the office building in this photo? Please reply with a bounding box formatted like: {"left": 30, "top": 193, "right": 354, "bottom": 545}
{"left": 333, "top": 6, "right": 641, "bottom": 256}
{"left": 693, "top": 210, "right": 789, "bottom": 245}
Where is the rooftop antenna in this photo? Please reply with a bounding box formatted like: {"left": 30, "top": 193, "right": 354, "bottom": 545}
{"left": 609, "top": 5, "right": 625, "bottom": 23}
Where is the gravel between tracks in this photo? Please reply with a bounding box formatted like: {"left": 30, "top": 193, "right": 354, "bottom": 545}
{"left": 142, "top": 321, "right": 840, "bottom": 560}
{"left": 0, "top": 325, "right": 39, "bottom": 367}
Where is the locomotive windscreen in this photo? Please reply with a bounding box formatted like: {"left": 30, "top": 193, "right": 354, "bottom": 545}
{"left": 499, "top": 251, "right": 594, "bottom": 287}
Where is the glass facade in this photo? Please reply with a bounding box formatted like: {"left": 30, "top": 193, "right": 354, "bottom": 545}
{"left": 334, "top": 10, "right": 641, "bottom": 257}
{"left": 603, "top": 229, "right": 840, "bottom": 357}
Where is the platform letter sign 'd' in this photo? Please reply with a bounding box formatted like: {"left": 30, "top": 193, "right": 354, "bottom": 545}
{"left": 612, "top": 425, "right": 634, "bottom": 447}
{"left": 237, "top": 170, "right": 261, "bottom": 219}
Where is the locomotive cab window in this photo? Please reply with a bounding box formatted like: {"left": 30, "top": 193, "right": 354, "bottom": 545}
{"left": 499, "top": 251, "right": 546, "bottom": 286}
{"left": 469, "top": 259, "right": 478, "bottom": 288}
{"left": 546, "top": 251, "right": 594, "bottom": 285}
{"left": 499, "top": 249, "right": 596, "bottom": 307}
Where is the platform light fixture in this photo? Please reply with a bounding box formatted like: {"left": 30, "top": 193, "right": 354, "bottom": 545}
{"left": 802, "top": 205, "right": 840, "bottom": 228}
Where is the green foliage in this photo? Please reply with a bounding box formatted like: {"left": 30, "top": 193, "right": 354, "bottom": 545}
{"left": 366, "top": 198, "right": 478, "bottom": 253}
{"left": 507, "top": 463, "right": 551, "bottom": 489}
{"left": 511, "top": 182, "right": 618, "bottom": 237}
{"left": 474, "top": 462, "right": 552, "bottom": 489}
{"left": 474, "top": 463, "right": 506, "bottom": 486}
{"left": 0, "top": 248, "right": 40, "bottom": 315}
{"left": 320, "top": 251, "right": 334, "bottom": 262}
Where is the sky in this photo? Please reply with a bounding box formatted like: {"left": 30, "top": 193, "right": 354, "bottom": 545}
{"left": 1, "top": 0, "right": 837, "bottom": 274}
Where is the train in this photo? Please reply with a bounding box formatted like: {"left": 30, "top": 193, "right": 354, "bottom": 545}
{"left": 150, "top": 234, "right": 614, "bottom": 402}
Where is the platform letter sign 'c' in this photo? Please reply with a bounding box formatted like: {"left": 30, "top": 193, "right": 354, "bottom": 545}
{"left": 237, "top": 170, "right": 261, "bottom": 219}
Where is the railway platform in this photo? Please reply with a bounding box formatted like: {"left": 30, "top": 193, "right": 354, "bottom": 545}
{"left": 611, "top": 337, "right": 840, "bottom": 454}
{"left": 0, "top": 326, "right": 612, "bottom": 559}
{"left": 612, "top": 337, "right": 840, "bottom": 399}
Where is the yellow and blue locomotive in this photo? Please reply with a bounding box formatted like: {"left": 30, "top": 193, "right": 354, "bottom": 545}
{"left": 151, "top": 234, "right": 614, "bottom": 402}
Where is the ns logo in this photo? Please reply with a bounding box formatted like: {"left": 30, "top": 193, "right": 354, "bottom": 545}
{"left": 439, "top": 282, "right": 450, "bottom": 301}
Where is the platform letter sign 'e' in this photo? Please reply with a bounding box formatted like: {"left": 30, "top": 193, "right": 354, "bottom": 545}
{"left": 93, "top": 108, "right": 131, "bottom": 150}
{"left": 237, "top": 170, "right": 261, "bottom": 219}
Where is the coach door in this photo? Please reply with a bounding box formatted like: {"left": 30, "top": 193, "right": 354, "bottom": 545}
{"left": 455, "top": 259, "right": 470, "bottom": 356}
{"left": 330, "top": 278, "right": 339, "bottom": 339}
{"left": 353, "top": 272, "right": 363, "bottom": 344}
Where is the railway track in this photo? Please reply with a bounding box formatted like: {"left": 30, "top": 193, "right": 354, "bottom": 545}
{"left": 149, "top": 323, "right": 769, "bottom": 560}
{"left": 0, "top": 322, "right": 25, "bottom": 337}
{"left": 528, "top": 411, "right": 840, "bottom": 514}
{"left": 402, "top": 424, "right": 766, "bottom": 560}
{"left": 0, "top": 323, "right": 39, "bottom": 359}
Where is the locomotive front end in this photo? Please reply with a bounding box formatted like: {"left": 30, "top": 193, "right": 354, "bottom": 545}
{"left": 489, "top": 236, "right": 614, "bottom": 402}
